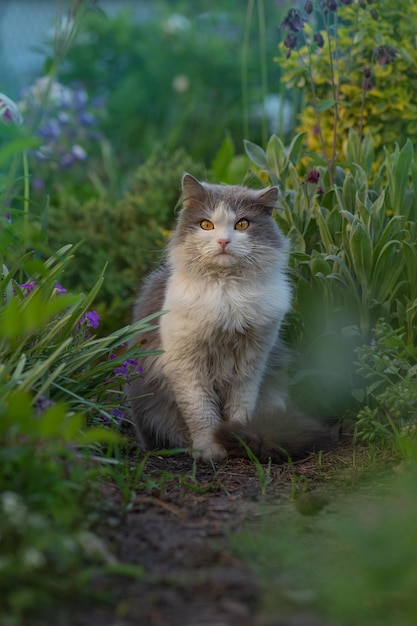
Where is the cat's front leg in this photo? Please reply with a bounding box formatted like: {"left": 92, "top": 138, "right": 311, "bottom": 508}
{"left": 223, "top": 355, "right": 269, "bottom": 427}
{"left": 170, "top": 379, "right": 227, "bottom": 461}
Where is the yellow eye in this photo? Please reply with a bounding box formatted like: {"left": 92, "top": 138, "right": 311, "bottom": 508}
{"left": 200, "top": 220, "right": 214, "bottom": 230}
{"left": 235, "top": 219, "right": 250, "bottom": 231}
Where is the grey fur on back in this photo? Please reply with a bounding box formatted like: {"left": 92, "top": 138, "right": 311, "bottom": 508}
{"left": 126, "top": 174, "right": 336, "bottom": 461}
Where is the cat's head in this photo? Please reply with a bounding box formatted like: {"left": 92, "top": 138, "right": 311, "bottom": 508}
{"left": 168, "top": 174, "right": 288, "bottom": 276}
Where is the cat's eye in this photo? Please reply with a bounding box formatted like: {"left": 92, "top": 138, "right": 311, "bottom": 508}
{"left": 200, "top": 219, "right": 214, "bottom": 230}
{"left": 235, "top": 219, "right": 250, "bottom": 231}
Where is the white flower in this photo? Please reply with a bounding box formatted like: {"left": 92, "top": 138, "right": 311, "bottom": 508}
{"left": 0, "top": 93, "right": 23, "bottom": 126}
{"left": 172, "top": 75, "right": 190, "bottom": 94}
{"left": 31, "top": 77, "right": 73, "bottom": 107}
{"left": 22, "top": 548, "right": 46, "bottom": 570}
{"left": 1, "top": 491, "right": 26, "bottom": 525}
{"left": 71, "top": 144, "right": 87, "bottom": 160}
{"left": 163, "top": 14, "right": 190, "bottom": 34}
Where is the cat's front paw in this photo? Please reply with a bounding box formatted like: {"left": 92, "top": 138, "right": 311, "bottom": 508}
{"left": 191, "top": 441, "right": 227, "bottom": 462}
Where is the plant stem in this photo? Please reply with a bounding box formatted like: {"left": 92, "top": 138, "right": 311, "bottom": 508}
{"left": 242, "top": 0, "right": 255, "bottom": 140}
{"left": 22, "top": 149, "right": 30, "bottom": 246}
{"left": 257, "top": 0, "right": 268, "bottom": 146}
{"left": 326, "top": 10, "right": 340, "bottom": 187}
{"left": 297, "top": 39, "right": 330, "bottom": 170}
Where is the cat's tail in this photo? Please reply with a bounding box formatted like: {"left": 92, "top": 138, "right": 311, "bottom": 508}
{"left": 214, "top": 406, "right": 341, "bottom": 463}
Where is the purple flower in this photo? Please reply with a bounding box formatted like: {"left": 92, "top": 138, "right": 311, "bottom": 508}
{"left": 32, "top": 177, "right": 45, "bottom": 191}
{"left": 54, "top": 284, "right": 67, "bottom": 295}
{"left": 313, "top": 32, "right": 325, "bottom": 48}
{"left": 34, "top": 395, "right": 55, "bottom": 416}
{"left": 283, "top": 32, "right": 298, "bottom": 57}
{"left": 81, "top": 311, "right": 102, "bottom": 329}
{"left": 282, "top": 9, "right": 305, "bottom": 32}
{"left": 112, "top": 408, "right": 125, "bottom": 420}
{"left": 374, "top": 45, "right": 398, "bottom": 66}
{"left": 304, "top": 0, "right": 313, "bottom": 15}
{"left": 112, "top": 358, "right": 143, "bottom": 381}
{"left": 20, "top": 281, "right": 37, "bottom": 296}
{"left": 74, "top": 310, "right": 102, "bottom": 336}
{"left": 38, "top": 119, "right": 61, "bottom": 141}
{"left": 106, "top": 358, "right": 144, "bottom": 386}
{"left": 79, "top": 112, "right": 97, "bottom": 126}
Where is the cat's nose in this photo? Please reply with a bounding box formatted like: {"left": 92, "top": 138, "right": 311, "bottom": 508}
{"left": 217, "top": 238, "right": 231, "bottom": 251}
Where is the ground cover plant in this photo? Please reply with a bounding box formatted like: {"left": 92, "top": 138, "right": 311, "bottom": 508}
{"left": 2, "top": 0, "right": 417, "bottom": 625}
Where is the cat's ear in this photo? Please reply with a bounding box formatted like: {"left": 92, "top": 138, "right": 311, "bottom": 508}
{"left": 255, "top": 186, "right": 280, "bottom": 212}
{"left": 182, "top": 173, "right": 206, "bottom": 202}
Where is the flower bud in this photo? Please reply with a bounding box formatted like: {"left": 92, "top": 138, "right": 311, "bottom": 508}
{"left": 0, "top": 93, "right": 23, "bottom": 126}
{"left": 313, "top": 32, "right": 325, "bottom": 48}
{"left": 305, "top": 0, "right": 314, "bottom": 15}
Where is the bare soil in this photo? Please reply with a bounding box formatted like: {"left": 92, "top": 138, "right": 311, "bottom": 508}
{"left": 72, "top": 437, "right": 373, "bottom": 626}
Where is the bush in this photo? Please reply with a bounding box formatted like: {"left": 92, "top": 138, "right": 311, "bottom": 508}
{"left": 44, "top": 146, "right": 203, "bottom": 330}
{"left": 60, "top": 2, "right": 284, "bottom": 165}
{"left": 277, "top": 0, "right": 417, "bottom": 165}
{"left": 242, "top": 132, "right": 417, "bottom": 438}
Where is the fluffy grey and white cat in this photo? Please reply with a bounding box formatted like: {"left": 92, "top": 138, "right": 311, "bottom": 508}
{"left": 126, "top": 174, "right": 334, "bottom": 462}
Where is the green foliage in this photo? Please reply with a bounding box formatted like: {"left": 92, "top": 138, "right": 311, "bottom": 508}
{"left": 243, "top": 133, "right": 417, "bottom": 425}
{"left": 234, "top": 462, "right": 417, "bottom": 626}
{"left": 278, "top": 0, "right": 417, "bottom": 163}
{"left": 0, "top": 234, "right": 157, "bottom": 624}
{"left": 356, "top": 321, "right": 417, "bottom": 445}
{"left": 60, "top": 5, "right": 272, "bottom": 163}
{"left": 45, "top": 146, "right": 202, "bottom": 329}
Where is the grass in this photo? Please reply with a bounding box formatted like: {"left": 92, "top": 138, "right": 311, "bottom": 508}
{"left": 233, "top": 445, "right": 415, "bottom": 626}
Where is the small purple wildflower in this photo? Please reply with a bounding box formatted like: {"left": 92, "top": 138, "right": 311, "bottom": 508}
{"left": 81, "top": 311, "right": 102, "bottom": 329}
{"left": 362, "top": 67, "right": 374, "bottom": 92}
{"left": 313, "top": 32, "right": 325, "bottom": 48}
{"left": 53, "top": 284, "right": 67, "bottom": 295}
{"left": 34, "top": 395, "right": 56, "bottom": 416}
{"left": 112, "top": 358, "right": 143, "bottom": 385}
{"left": 374, "top": 45, "right": 398, "bottom": 66}
{"left": 20, "top": 281, "right": 37, "bottom": 296}
{"left": 304, "top": 0, "right": 313, "bottom": 15}
{"left": 283, "top": 32, "right": 298, "bottom": 58}
{"left": 281, "top": 9, "right": 305, "bottom": 32}
{"left": 73, "top": 311, "right": 102, "bottom": 338}
{"left": 112, "top": 408, "right": 125, "bottom": 420}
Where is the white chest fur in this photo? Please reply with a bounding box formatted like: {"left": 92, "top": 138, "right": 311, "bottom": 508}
{"left": 159, "top": 268, "right": 292, "bottom": 347}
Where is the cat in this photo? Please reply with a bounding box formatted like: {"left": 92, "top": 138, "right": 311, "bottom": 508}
{"left": 126, "top": 173, "right": 336, "bottom": 462}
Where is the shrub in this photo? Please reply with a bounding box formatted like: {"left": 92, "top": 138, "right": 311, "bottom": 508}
{"left": 243, "top": 132, "right": 417, "bottom": 433}
{"left": 45, "top": 146, "right": 203, "bottom": 330}
{"left": 59, "top": 2, "right": 283, "bottom": 164}
{"left": 277, "top": 0, "right": 417, "bottom": 167}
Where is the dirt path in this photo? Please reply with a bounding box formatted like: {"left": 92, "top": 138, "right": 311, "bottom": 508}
{"left": 73, "top": 445, "right": 357, "bottom": 626}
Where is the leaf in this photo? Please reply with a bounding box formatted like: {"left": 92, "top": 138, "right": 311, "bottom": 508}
{"left": 349, "top": 220, "right": 373, "bottom": 289}
{"left": 317, "top": 99, "right": 337, "bottom": 112}
{"left": 360, "top": 133, "right": 375, "bottom": 178}
{"left": 346, "top": 128, "right": 360, "bottom": 164}
{"left": 317, "top": 209, "right": 336, "bottom": 254}
{"left": 371, "top": 240, "right": 404, "bottom": 302}
{"left": 266, "top": 134, "right": 286, "bottom": 180}
{"left": 287, "top": 131, "right": 307, "bottom": 166}
{"left": 0, "top": 298, "right": 22, "bottom": 339}
{"left": 244, "top": 139, "right": 268, "bottom": 169}
{"left": 311, "top": 250, "right": 331, "bottom": 276}
{"left": 210, "top": 135, "right": 235, "bottom": 183}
